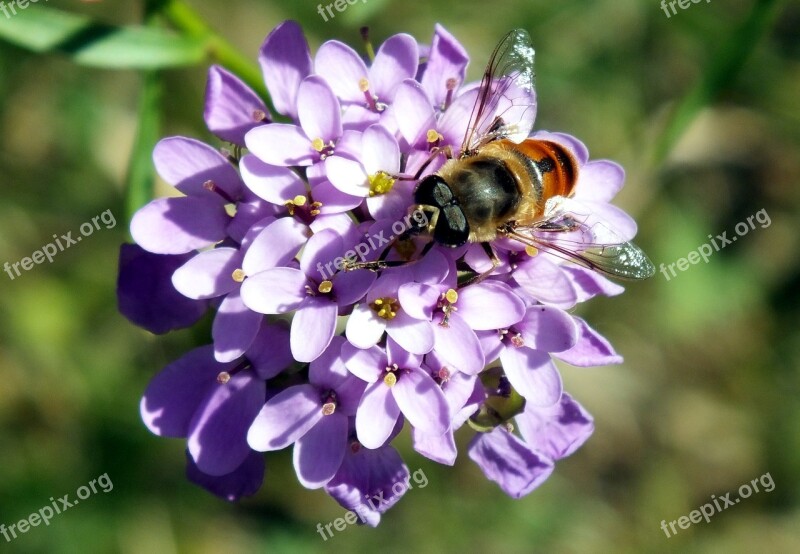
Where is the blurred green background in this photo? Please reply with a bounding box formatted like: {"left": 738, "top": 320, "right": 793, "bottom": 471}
{"left": 0, "top": 0, "right": 798, "bottom": 552}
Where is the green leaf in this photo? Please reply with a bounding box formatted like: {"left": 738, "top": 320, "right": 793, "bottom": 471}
{"left": 0, "top": 6, "right": 206, "bottom": 68}
{"left": 125, "top": 71, "right": 162, "bottom": 223}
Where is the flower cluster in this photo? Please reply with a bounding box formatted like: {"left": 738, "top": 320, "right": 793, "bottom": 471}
{"left": 118, "top": 21, "right": 634, "bottom": 523}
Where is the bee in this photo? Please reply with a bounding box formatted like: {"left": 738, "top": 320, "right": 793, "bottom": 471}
{"left": 356, "top": 29, "right": 655, "bottom": 280}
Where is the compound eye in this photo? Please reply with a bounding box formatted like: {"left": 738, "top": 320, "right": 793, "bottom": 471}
{"left": 414, "top": 175, "right": 453, "bottom": 207}
{"left": 434, "top": 205, "right": 470, "bottom": 248}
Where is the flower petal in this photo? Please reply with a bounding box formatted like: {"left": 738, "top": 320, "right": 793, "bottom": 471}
{"left": 172, "top": 247, "right": 240, "bottom": 300}
{"left": 240, "top": 267, "right": 307, "bottom": 314}
{"left": 467, "top": 427, "right": 554, "bottom": 499}
{"left": 326, "top": 156, "right": 369, "bottom": 197}
{"left": 153, "top": 137, "right": 242, "bottom": 199}
{"left": 247, "top": 322, "right": 293, "bottom": 379}
{"left": 386, "top": 309, "right": 434, "bottom": 355}
{"left": 574, "top": 160, "right": 625, "bottom": 203}
{"left": 500, "top": 347, "right": 562, "bottom": 407}
{"left": 457, "top": 281, "right": 526, "bottom": 330}
{"left": 412, "top": 428, "right": 457, "bottom": 465}
{"left": 188, "top": 371, "right": 264, "bottom": 476}
{"left": 341, "top": 341, "right": 386, "bottom": 383}
{"left": 419, "top": 24, "right": 469, "bottom": 107}
{"left": 345, "top": 303, "right": 387, "bottom": 349}
{"left": 516, "top": 306, "right": 579, "bottom": 353}
{"left": 356, "top": 381, "right": 401, "bottom": 449}
{"left": 291, "top": 297, "right": 338, "bottom": 363}
{"left": 513, "top": 255, "right": 578, "bottom": 308}
{"left": 247, "top": 384, "right": 323, "bottom": 451}
{"left": 186, "top": 449, "right": 265, "bottom": 502}
{"left": 212, "top": 289, "right": 263, "bottom": 362}
{"left": 393, "top": 79, "right": 436, "bottom": 146}
{"left": 315, "top": 40, "right": 369, "bottom": 103}
{"left": 432, "top": 313, "right": 485, "bottom": 375}
{"left": 392, "top": 367, "right": 450, "bottom": 435}
{"left": 204, "top": 65, "right": 269, "bottom": 145}
{"left": 240, "top": 155, "right": 307, "bottom": 205}
{"left": 398, "top": 283, "right": 439, "bottom": 321}
{"left": 362, "top": 124, "right": 401, "bottom": 175}
{"left": 554, "top": 317, "right": 623, "bottom": 367}
{"left": 516, "top": 393, "right": 594, "bottom": 460}
{"left": 259, "top": 20, "right": 312, "bottom": 119}
{"left": 130, "top": 196, "right": 228, "bottom": 254}
{"left": 245, "top": 124, "right": 315, "bottom": 166}
{"left": 297, "top": 75, "right": 342, "bottom": 143}
{"left": 242, "top": 218, "right": 309, "bottom": 275}
{"left": 293, "top": 413, "right": 348, "bottom": 489}
{"left": 370, "top": 34, "right": 419, "bottom": 99}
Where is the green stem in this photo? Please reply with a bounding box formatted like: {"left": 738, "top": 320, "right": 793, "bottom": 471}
{"left": 652, "top": 0, "right": 782, "bottom": 165}
{"left": 158, "top": 0, "right": 273, "bottom": 110}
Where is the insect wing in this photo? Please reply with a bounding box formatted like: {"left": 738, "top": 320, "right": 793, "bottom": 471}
{"left": 507, "top": 198, "right": 655, "bottom": 280}
{"left": 461, "top": 29, "right": 537, "bottom": 156}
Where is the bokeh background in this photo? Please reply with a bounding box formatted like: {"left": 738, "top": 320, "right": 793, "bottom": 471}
{"left": 0, "top": 0, "right": 798, "bottom": 552}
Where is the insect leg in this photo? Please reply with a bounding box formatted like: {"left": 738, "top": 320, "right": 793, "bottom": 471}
{"left": 459, "top": 242, "right": 500, "bottom": 286}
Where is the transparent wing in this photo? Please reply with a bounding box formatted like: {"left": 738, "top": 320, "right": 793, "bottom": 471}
{"left": 505, "top": 197, "right": 655, "bottom": 280}
{"left": 460, "top": 29, "right": 536, "bottom": 156}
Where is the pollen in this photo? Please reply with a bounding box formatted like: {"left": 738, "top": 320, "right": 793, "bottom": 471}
{"left": 293, "top": 195, "right": 307, "bottom": 206}
{"left": 322, "top": 402, "right": 336, "bottom": 416}
{"left": 231, "top": 269, "right": 246, "bottom": 283}
{"left": 426, "top": 129, "right": 443, "bottom": 143}
{"left": 368, "top": 171, "right": 396, "bottom": 197}
{"left": 510, "top": 333, "right": 524, "bottom": 348}
{"left": 311, "top": 137, "right": 325, "bottom": 152}
{"left": 370, "top": 297, "right": 400, "bottom": 320}
{"left": 525, "top": 245, "right": 539, "bottom": 257}
{"left": 217, "top": 371, "right": 231, "bottom": 384}
{"left": 383, "top": 372, "right": 397, "bottom": 387}
{"left": 445, "top": 288, "right": 459, "bottom": 304}
{"left": 358, "top": 78, "right": 370, "bottom": 92}
{"left": 318, "top": 280, "right": 333, "bottom": 294}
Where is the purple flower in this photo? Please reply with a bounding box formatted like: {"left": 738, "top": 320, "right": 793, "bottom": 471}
{"left": 343, "top": 337, "right": 450, "bottom": 449}
{"left": 245, "top": 75, "right": 343, "bottom": 167}
{"left": 122, "top": 20, "right": 648, "bottom": 515}
{"left": 247, "top": 337, "right": 365, "bottom": 488}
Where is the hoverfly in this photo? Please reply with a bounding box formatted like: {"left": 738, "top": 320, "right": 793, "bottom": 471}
{"left": 353, "top": 29, "right": 655, "bottom": 281}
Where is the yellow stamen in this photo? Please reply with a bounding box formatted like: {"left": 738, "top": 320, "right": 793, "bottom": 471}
{"left": 293, "top": 195, "right": 307, "bottom": 206}
{"left": 318, "top": 280, "right": 333, "bottom": 294}
{"left": 525, "top": 245, "right": 539, "bottom": 257}
{"left": 426, "top": 129, "right": 443, "bottom": 143}
{"left": 217, "top": 372, "right": 231, "bottom": 384}
{"left": 368, "top": 171, "right": 396, "bottom": 197}
{"left": 231, "top": 269, "right": 246, "bottom": 283}
{"left": 311, "top": 138, "right": 325, "bottom": 152}
{"left": 370, "top": 297, "right": 400, "bottom": 320}
{"left": 358, "top": 78, "right": 370, "bottom": 92}
{"left": 445, "top": 288, "right": 458, "bottom": 304}
{"left": 322, "top": 402, "right": 336, "bottom": 416}
{"left": 383, "top": 373, "right": 397, "bottom": 387}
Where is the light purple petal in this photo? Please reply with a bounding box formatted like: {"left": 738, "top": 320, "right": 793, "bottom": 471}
{"left": 500, "top": 347, "right": 562, "bottom": 407}
{"left": 186, "top": 449, "right": 264, "bottom": 502}
{"left": 245, "top": 124, "right": 314, "bottom": 166}
{"left": 341, "top": 342, "right": 386, "bottom": 383}
{"left": 516, "top": 306, "right": 579, "bottom": 353}
{"left": 467, "top": 427, "right": 554, "bottom": 499}
{"left": 562, "top": 266, "right": 625, "bottom": 302}
{"left": 370, "top": 34, "right": 419, "bottom": 99}
{"left": 247, "top": 384, "right": 323, "bottom": 451}
{"left": 432, "top": 312, "right": 485, "bottom": 375}
{"left": 293, "top": 413, "right": 348, "bottom": 489}
{"left": 300, "top": 228, "right": 343, "bottom": 278}
{"left": 362, "top": 124, "right": 401, "bottom": 175}
{"left": 326, "top": 156, "right": 369, "bottom": 197}
{"left": 457, "top": 281, "right": 526, "bottom": 330}
{"left": 140, "top": 345, "right": 226, "bottom": 438}
{"left": 242, "top": 218, "right": 309, "bottom": 275}
{"left": 212, "top": 290, "right": 263, "bottom": 362}
{"left": 247, "top": 322, "right": 293, "bottom": 379}
{"left": 554, "top": 317, "right": 623, "bottom": 367}
{"left": 420, "top": 24, "right": 470, "bottom": 107}
{"left": 130, "top": 196, "right": 228, "bottom": 254}
{"left": 240, "top": 267, "right": 307, "bottom": 314}
{"left": 513, "top": 255, "right": 578, "bottom": 308}
{"left": 315, "top": 40, "right": 369, "bottom": 104}
{"left": 188, "top": 371, "right": 264, "bottom": 476}
{"left": 574, "top": 160, "right": 625, "bottom": 203}
{"left": 356, "top": 381, "right": 402, "bottom": 449}
{"left": 393, "top": 79, "right": 436, "bottom": 145}
{"left": 297, "top": 75, "right": 342, "bottom": 143}
{"left": 291, "top": 297, "right": 338, "bottom": 363}
{"left": 398, "top": 282, "right": 439, "bottom": 321}
{"left": 412, "top": 428, "right": 457, "bottom": 465}
{"left": 204, "top": 65, "right": 268, "bottom": 145}
{"left": 172, "top": 247, "right": 240, "bottom": 300}
{"left": 345, "top": 303, "right": 387, "bottom": 349}
{"left": 516, "top": 393, "right": 594, "bottom": 460}
{"left": 259, "top": 20, "right": 312, "bottom": 119}
{"left": 386, "top": 310, "right": 434, "bottom": 355}
{"left": 392, "top": 366, "right": 450, "bottom": 435}
{"left": 153, "top": 137, "right": 242, "bottom": 199}
{"left": 240, "top": 155, "right": 307, "bottom": 204}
